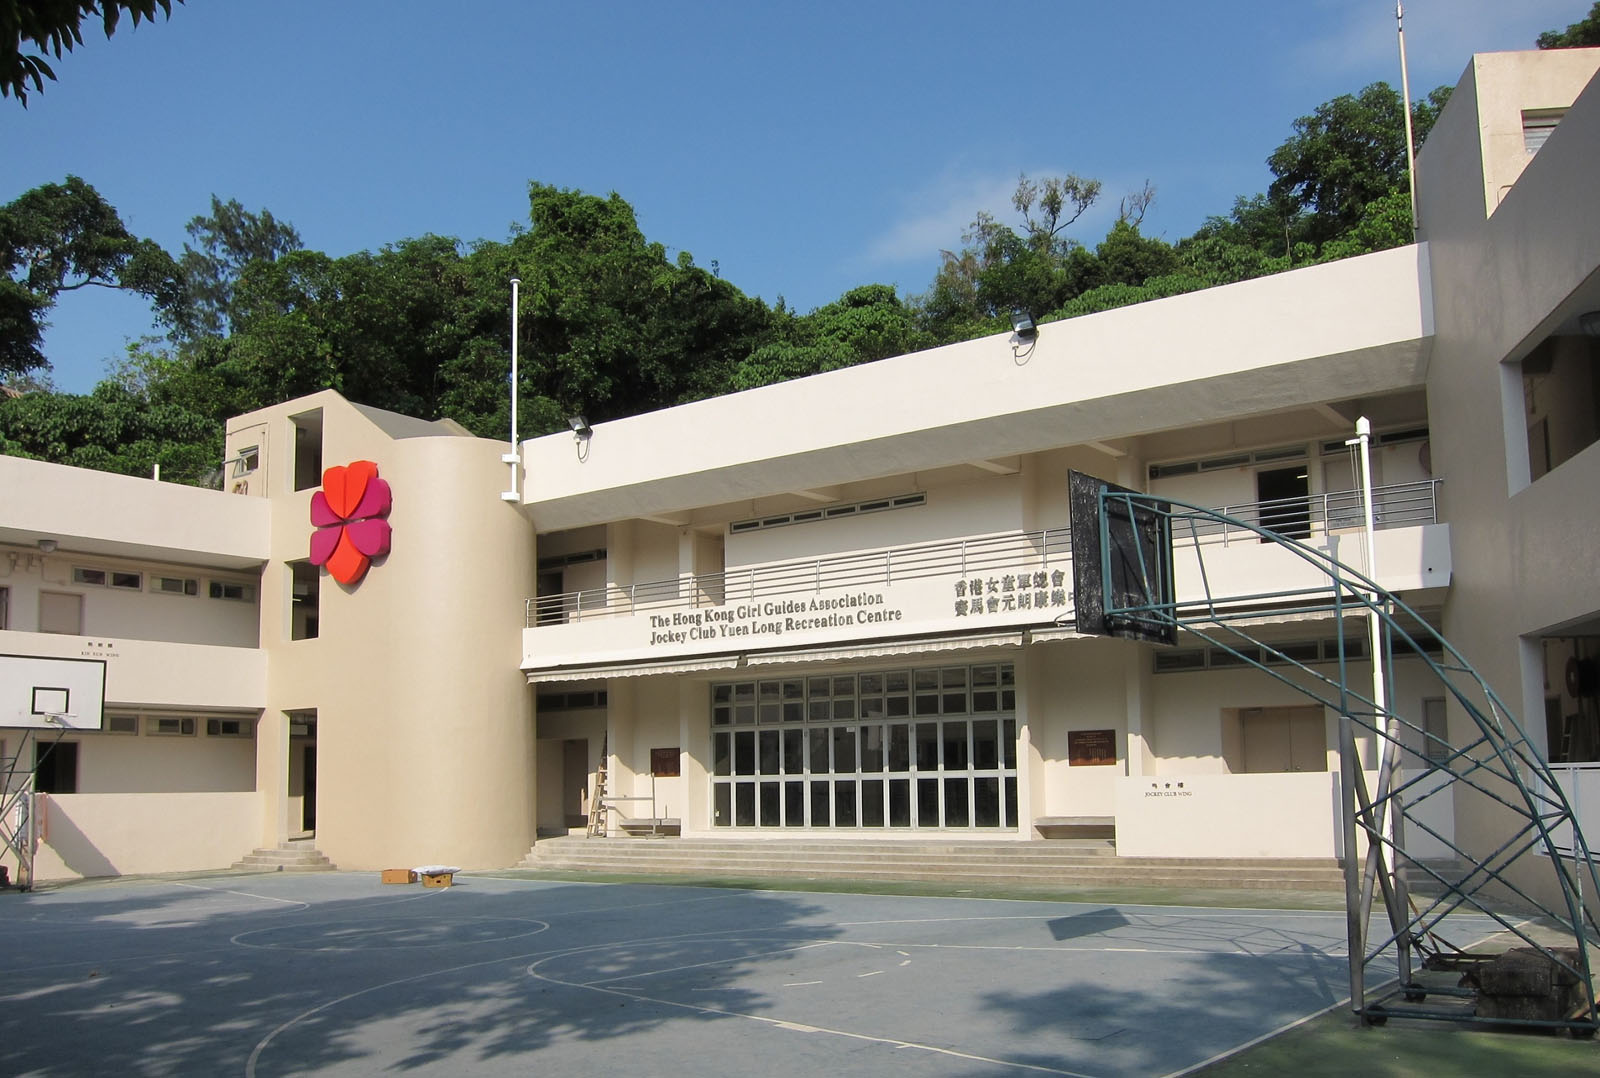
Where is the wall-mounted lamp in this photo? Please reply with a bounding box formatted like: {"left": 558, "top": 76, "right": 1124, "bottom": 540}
{"left": 1010, "top": 310, "right": 1038, "bottom": 343}
{"left": 1579, "top": 310, "right": 1600, "bottom": 337}
{"left": 37, "top": 538, "right": 57, "bottom": 554}
{"left": 568, "top": 415, "right": 592, "bottom": 439}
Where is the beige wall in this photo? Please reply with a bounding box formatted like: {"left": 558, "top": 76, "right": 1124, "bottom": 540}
{"left": 230, "top": 393, "right": 537, "bottom": 870}
{"left": 25, "top": 792, "right": 260, "bottom": 880}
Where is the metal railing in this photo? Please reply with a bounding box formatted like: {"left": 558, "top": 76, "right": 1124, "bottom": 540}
{"left": 525, "top": 479, "right": 1442, "bottom": 627}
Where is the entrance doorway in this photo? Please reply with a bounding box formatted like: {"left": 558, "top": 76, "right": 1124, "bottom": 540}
{"left": 287, "top": 711, "right": 317, "bottom": 838}
{"left": 1256, "top": 466, "right": 1310, "bottom": 539}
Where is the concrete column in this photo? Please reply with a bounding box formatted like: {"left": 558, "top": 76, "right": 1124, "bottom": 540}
{"left": 1017, "top": 647, "right": 1042, "bottom": 837}
{"left": 1124, "top": 645, "right": 1149, "bottom": 777}
{"left": 680, "top": 679, "right": 711, "bottom": 832}
{"left": 255, "top": 709, "right": 289, "bottom": 847}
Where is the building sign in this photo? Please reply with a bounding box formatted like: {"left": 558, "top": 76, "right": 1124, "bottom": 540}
{"left": 310, "top": 461, "right": 392, "bottom": 586}
{"left": 648, "top": 592, "right": 904, "bottom": 646}
{"left": 1068, "top": 728, "right": 1117, "bottom": 766}
{"left": 650, "top": 747, "right": 680, "bottom": 777}
{"left": 954, "top": 570, "right": 1070, "bottom": 617}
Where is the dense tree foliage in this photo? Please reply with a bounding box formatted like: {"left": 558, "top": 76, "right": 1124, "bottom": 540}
{"left": 1539, "top": 2, "right": 1600, "bottom": 48}
{"left": 2, "top": 1, "right": 183, "bottom": 104}
{"left": 0, "top": 68, "right": 1464, "bottom": 484}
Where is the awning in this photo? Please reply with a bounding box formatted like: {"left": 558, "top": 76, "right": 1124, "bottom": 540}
{"left": 525, "top": 655, "right": 742, "bottom": 684}
{"left": 744, "top": 631, "right": 1024, "bottom": 668}
{"left": 1026, "top": 625, "right": 1097, "bottom": 644}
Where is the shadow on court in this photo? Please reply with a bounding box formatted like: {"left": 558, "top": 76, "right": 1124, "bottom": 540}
{"left": 0, "top": 873, "right": 1516, "bottom": 1077}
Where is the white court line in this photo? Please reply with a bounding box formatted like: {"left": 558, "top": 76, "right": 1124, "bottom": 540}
{"left": 171, "top": 881, "right": 310, "bottom": 909}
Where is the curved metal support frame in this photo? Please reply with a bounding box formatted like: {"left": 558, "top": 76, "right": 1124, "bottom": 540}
{"left": 1085, "top": 482, "right": 1599, "bottom": 1035}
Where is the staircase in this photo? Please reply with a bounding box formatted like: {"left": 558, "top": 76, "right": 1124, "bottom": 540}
{"left": 232, "top": 839, "right": 337, "bottom": 872}
{"left": 517, "top": 836, "right": 1351, "bottom": 892}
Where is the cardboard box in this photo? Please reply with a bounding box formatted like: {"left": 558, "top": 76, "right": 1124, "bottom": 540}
{"left": 421, "top": 871, "right": 454, "bottom": 888}
{"left": 381, "top": 868, "right": 417, "bottom": 885}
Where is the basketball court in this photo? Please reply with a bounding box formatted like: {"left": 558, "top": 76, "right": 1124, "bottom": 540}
{"left": 0, "top": 870, "right": 1508, "bottom": 1077}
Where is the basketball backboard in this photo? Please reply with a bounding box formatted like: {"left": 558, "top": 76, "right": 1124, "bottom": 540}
{"left": 1067, "top": 470, "right": 1177, "bottom": 646}
{"left": 1, "top": 654, "right": 106, "bottom": 730}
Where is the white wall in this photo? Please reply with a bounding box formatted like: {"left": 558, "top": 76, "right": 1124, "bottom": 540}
{"left": 25, "top": 792, "right": 261, "bottom": 880}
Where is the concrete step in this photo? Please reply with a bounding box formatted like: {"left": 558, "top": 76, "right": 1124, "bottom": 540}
{"left": 231, "top": 844, "right": 337, "bottom": 872}
{"left": 517, "top": 837, "right": 1347, "bottom": 891}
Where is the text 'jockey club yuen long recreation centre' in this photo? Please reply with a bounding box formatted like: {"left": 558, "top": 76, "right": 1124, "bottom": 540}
{"left": 4, "top": 47, "right": 1600, "bottom": 913}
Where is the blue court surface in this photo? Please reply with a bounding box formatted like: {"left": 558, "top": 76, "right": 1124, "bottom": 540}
{"left": 0, "top": 872, "right": 1501, "bottom": 1076}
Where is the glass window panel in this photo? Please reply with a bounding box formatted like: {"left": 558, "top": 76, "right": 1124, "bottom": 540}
{"left": 862, "top": 779, "right": 885, "bottom": 827}
{"left": 859, "top": 673, "right": 884, "bottom": 695}
{"left": 759, "top": 703, "right": 781, "bottom": 724}
{"left": 887, "top": 696, "right": 910, "bottom": 718}
{"left": 713, "top": 684, "right": 732, "bottom": 704}
{"left": 1001, "top": 690, "right": 1016, "bottom": 710}
{"left": 759, "top": 680, "right": 782, "bottom": 702}
{"left": 735, "top": 683, "right": 755, "bottom": 701}
{"left": 809, "top": 700, "right": 830, "bottom": 722}
{"left": 943, "top": 722, "right": 970, "bottom": 770}
{"left": 1000, "top": 665, "right": 1015, "bottom": 687}
{"left": 713, "top": 706, "right": 732, "bottom": 727}
{"left": 736, "top": 783, "right": 756, "bottom": 826}
{"left": 832, "top": 698, "right": 856, "bottom": 720}
{"left": 783, "top": 702, "right": 805, "bottom": 722}
{"left": 915, "top": 669, "right": 939, "bottom": 691}
{"left": 885, "top": 671, "right": 909, "bottom": 693}
{"left": 888, "top": 724, "right": 910, "bottom": 771}
{"left": 888, "top": 779, "right": 911, "bottom": 827}
{"left": 860, "top": 725, "right": 884, "bottom": 771}
{"left": 1004, "top": 776, "right": 1018, "bottom": 829}
{"left": 714, "top": 783, "right": 731, "bottom": 826}
{"left": 832, "top": 675, "right": 855, "bottom": 697}
{"left": 785, "top": 781, "right": 805, "bottom": 827}
{"left": 735, "top": 704, "right": 756, "bottom": 725}
{"left": 944, "top": 777, "right": 970, "bottom": 826}
{"left": 810, "top": 780, "right": 831, "bottom": 826}
{"left": 972, "top": 691, "right": 999, "bottom": 713}
{"left": 783, "top": 729, "right": 804, "bottom": 774}
{"left": 735, "top": 731, "right": 755, "bottom": 775}
{"left": 808, "top": 676, "right": 831, "bottom": 697}
{"left": 833, "top": 726, "right": 857, "bottom": 772}
{"left": 972, "top": 665, "right": 998, "bottom": 688}
{"left": 941, "top": 667, "right": 967, "bottom": 689}
{"left": 972, "top": 720, "right": 999, "bottom": 769}
{"left": 758, "top": 730, "right": 780, "bottom": 774}
{"left": 973, "top": 777, "right": 1000, "bottom": 827}
{"left": 860, "top": 696, "right": 885, "bottom": 719}
{"left": 916, "top": 722, "right": 939, "bottom": 770}
{"left": 917, "top": 778, "right": 940, "bottom": 827}
{"left": 760, "top": 782, "right": 781, "bottom": 827}
{"left": 834, "top": 781, "right": 857, "bottom": 827}
{"left": 942, "top": 692, "right": 968, "bottom": 714}
{"left": 915, "top": 694, "right": 940, "bottom": 716}
{"left": 1003, "top": 719, "right": 1017, "bottom": 768}
{"left": 783, "top": 680, "right": 804, "bottom": 700}
{"left": 809, "top": 728, "right": 831, "bottom": 772}
{"left": 714, "top": 732, "right": 731, "bottom": 776}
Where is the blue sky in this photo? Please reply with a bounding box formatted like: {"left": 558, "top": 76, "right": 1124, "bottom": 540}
{"left": 1, "top": 0, "right": 1583, "bottom": 393}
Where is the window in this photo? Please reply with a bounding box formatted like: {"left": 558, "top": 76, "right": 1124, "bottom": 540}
{"left": 291, "top": 409, "right": 324, "bottom": 492}
{"left": 209, "top": 580, "right": 256, "bottom": 602}
{"left": 711, "top": 663, "right": 1017, "bottom": 830}
{"left": 34, "top": 741, "right": 78, "bottom": 793}
{"left": 73, "top": 567, "right": 141, "bottom": 589}
{"left": 1522, "top": 108, "right": 1566, "bottom": 155}
{"left": 152, "top": 576, "right": 199, "bottom": 596}
{"left": 37, "top": 592, "right": 82, "bottom": 635}
{"left": 233, "top": 446, "right": 260, "bottom": 476}
{"left": 147, "top": 716, "right": 196, "bottom": 736}
{"left": 206, "top": 718, "right": 252, "bottom": 738}
{"left": 0, "top": 585, "right": 8, "bottom": 630}
{"left": 72, "top": 567, "right": 106, "bottom": 587}
{"left": 106, "top": 715, "right": 138, "bottom": 735}
{"left": 730, "top": 492, "right": 925, "bottom": 534}
{"left": 290, "top": 561, "right": 319, "bottom": 640}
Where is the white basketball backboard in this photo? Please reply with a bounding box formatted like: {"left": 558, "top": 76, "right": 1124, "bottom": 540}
{"left": 1, "top": 654, "right": 106, "bottom": 730}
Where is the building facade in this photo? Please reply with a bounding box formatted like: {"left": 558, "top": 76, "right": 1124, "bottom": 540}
{"left": 2, "top": 48, "right": 1597, "bottom": 894}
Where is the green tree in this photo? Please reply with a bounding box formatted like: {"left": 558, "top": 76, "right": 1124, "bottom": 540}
{"left": 2, "top": 1, "right": 184, "bottom": 104}
{"left": 729, "top": 284, "right": 927, "bottom": 391}
{"left": 0, "top": 175, "right": 183, "bottom": 377}
{"left": 177, "top": 196, "right": 302, "bottom": 338}
{"left": 1538, "top": 3, "right": 1600, "bottom": 47}
{"left": 1267, "top": 82, "right": 1450, "bottom": 246}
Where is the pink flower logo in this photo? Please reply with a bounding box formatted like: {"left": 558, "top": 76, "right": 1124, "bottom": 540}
{"left": 310, "top": 460, "right": 392, "bottom": 585}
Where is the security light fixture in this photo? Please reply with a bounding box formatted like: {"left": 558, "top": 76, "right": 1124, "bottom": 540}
{"left": 568, "top": 415, "right": 592, "bottom": 438}
{"left": 37, "top": 538, "right": 57, "bottom": 554}
{"left": 1010, "top": 310, "right": 1038, "bottom": 342}
{"left": 1579, "top": 310, "right": 1600, "bottom": 337}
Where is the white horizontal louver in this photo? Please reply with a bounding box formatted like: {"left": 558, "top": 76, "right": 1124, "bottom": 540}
{"left": 1523, "top": 109, "right": 1566, "bottom": 155}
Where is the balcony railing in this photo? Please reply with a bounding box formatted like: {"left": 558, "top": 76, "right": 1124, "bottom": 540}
{"left": 525, "top": 479, "right": 1442, "bottom": 627}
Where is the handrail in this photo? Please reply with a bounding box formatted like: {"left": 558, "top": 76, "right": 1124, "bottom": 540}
{"left": 525, "top": 479, "right": 1441, "bottom": 627}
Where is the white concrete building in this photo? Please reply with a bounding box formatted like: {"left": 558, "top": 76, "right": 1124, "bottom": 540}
{"left": 1, "top": 47, "right": 1597, "bottom": 895}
